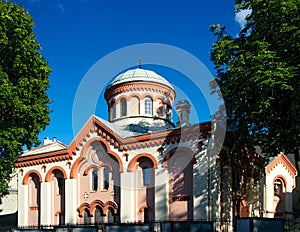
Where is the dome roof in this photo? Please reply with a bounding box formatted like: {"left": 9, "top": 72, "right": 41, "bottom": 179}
{"left": 108, "top": 68, "right": 174, "bottom": 90}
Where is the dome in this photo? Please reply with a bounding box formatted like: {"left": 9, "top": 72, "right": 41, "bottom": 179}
{"left": 108, "top": 68, "right": 174, "bottom": 90}
{"left": 104, "top": 67, "right": 176, "bottom": 131}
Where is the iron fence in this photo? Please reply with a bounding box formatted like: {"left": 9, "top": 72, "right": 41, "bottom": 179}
{"left": 2, "top": 218, "right": 300, "bottom": 232}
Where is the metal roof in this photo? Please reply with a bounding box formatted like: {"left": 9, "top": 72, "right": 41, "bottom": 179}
{"left": 108, "top": 68, "right": 174, "bottom": 90}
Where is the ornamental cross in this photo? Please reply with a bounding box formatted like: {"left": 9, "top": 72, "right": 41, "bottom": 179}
{"left": 83, "top": 192, "right": 89, "bottom": 201}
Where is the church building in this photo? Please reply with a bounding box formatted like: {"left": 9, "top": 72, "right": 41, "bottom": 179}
{"left": 13, "top": 67, "right": 298, "bottom": 230}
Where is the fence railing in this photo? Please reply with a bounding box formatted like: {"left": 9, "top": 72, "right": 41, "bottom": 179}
{"left": 2, "top": 218, "right": 300, "bottom": 232}
{"left": 1, "top": 219, "right": 230, "bottom": 232}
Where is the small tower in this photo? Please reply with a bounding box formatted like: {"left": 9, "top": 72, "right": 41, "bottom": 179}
{"left": 176, "top": 100, "right": 191, "bottom": 127}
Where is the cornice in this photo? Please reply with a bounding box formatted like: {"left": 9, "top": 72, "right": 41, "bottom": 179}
{"left": 104, "top": 81, "right": 176, "bottom": 103}
{"left": 16, "top": 116, "right": 212, "bottom": 169}
{"left": 15, "top": 149, "right": 70, "bottom": 168}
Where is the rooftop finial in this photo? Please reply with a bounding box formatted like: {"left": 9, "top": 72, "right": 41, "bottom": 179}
{"left": 138, "top": 58, "right": 142, "bottom": 69}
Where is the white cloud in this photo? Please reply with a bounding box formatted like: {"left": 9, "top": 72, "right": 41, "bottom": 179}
{"left": 235, "top": 8, "right": 252, "bottom": 29}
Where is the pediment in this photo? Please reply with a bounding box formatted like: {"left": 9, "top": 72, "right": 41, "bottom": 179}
{"left": 21, "top": 141, "right": 67, "bottom": 156}
{"left": 68, "top": 115, "right": 211, "bottom": 154}
{"left": 266, "top": 153, "right": 297, "bottom": 177}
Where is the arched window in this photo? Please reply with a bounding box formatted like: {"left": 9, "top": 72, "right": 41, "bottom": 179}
{"left": 53, "top": 170, "right": 65, "bottom": 196}
{"left": 28, "top": 173, "right": 41, "bottom": 226}
{"left": 274, "top": 178, "right": 285, "bottom": 197}
{"left": 103, "top": 168, "right": 110, "bottom": 190}
{"left": 29, "top": 174, "right": 40, "bottom": 207}
{"left": 57, "top": 177, "right": 64, "bottom": 195}
{"left": 120, "top": 98, "right": 127, "bottom": 117}
{"left": 130, "top": 96, "right": 140, "bottom": 115}
{"left": 107, "top": 208, "right": 115, "bottom": 223}
{"left": 135, "top": 157, "right": 154, "bottom": 187}
{"left": 144, "top": 97, "right": 152, "bottom": 115}
{"left": 112, "top": 102, "right": 116, "bottom": 119}
{"left": 142, "top": 168, "right": 150, "bottom": 186}
{"left": 92, "top": 170, "right": 98, "bottom": 191}
{"left": 109, "top": 100, "right": 116, "bottom": 120}
{"left": 94, "top": 207, "right": 104, "bottom": 224}
{"left": 52, "top": 170, "right": 65, "bottom": 225}
{"left": 84, "top": 209, "right": 91, "bottom": 224}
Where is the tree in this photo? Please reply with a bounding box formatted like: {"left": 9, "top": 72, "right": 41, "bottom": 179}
{"left": 210, "top": 0, "right": 299, "bottom": 220}
{"left": 210, "top": 0, "right": 299, "bottom": 157}
{"left": 0, "top": 1, "right": 51, "bottom": 197}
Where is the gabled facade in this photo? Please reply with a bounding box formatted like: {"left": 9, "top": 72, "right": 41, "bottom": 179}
{"left": 262, "top": 153, "right": 297, "bottom": 219}
{"left": 13, "top": 68, "right": 298, "bottom": 230}
{"left": 15, "top": 68, "right": 219, "bottom": 227}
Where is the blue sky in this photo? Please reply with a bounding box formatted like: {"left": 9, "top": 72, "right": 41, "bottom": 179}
{"left": 14, "top": 0, "right": 245, "bottom": 145}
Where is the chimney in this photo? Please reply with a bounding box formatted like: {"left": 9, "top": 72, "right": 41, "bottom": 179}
{"left": 43, "top": 137, "right": 54, "bottom": 145}
{"left": 176, "top": 100, "right": 191, "bottom": 127}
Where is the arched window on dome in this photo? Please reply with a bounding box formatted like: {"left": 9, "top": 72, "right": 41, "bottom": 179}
{"left": 130, "top": 96, "right": 140, "bottom": 115}
{"left": 144, "top": 97, "right": 153, "bottom": 115}
{"left": 112, "top": 102, "right": 116, "bottom": 119}
{"left": 120, "top": 98, "right": 127, "bottom": 117}
{"left": 109, "top": 100, "right": 116, "bottom": 121}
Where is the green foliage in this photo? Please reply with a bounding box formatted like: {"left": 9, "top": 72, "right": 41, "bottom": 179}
{"left": 0, "top": 1, "right": 51, "bottom": 196}
{"left": 210, "top": 0, "right": 299, "bottom": 155}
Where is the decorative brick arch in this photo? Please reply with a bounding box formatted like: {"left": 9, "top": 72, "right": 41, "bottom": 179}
{"left": 22, "top": 170, "right": 43, "bottom": 185}
{"left": 127, "top": 153, "right": 158, "bottom": 172}
{"left": 77, "top": 202, "right": 91, "bottom": 217}
{"left": 103, "top": 201, "right": 118, "bottom": 215}
{"left": 45, "top": 166, "right": 67, "bottom": 182}
{"left": 162, "top": 147, "right": 196, "bottom": 168}
{"left": 273, "top": 175, "right": 288, "bottom": 193}
{"left": 90, "top": 200, "right": 105, "bottom": 214}
{"left": 140, "top": 93, "right": 154, "bottom": 100}
{"left": 108, "top": 98, "right": 116, "bottom": 107}
{"left": 83, "top": 164, "right": 99, "bottom": 176}
{"left": 114, "top": 94, "right": 128, "bottom": 104}
{"left": 98, "top": 163, "right": 113, "bottom": 172}
{"left": 127, "top": 94, "right": 140, "bottom": 101}
{"left": 273, "top": 175, "right": 287, "bottom": 186}
{"left": 70, "top": 157, "right": 83, "bottom": 179}
{"left": 70, "top": 137, "right": 123, "bottom": 179}
{"left": 139, "top": 205, "right": 149, "bottom": 212}
{"left": 55, "top": 210, "right": 63, "bottom": 216}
